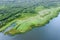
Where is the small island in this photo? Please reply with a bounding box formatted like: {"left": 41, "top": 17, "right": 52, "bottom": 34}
{"left": 0, "top": 5, "right": 60, "bottom": 35}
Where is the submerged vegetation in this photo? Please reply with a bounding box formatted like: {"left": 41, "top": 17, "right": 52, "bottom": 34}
{"left": 0, "top": 5, "right": 60, "bottom": 35}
